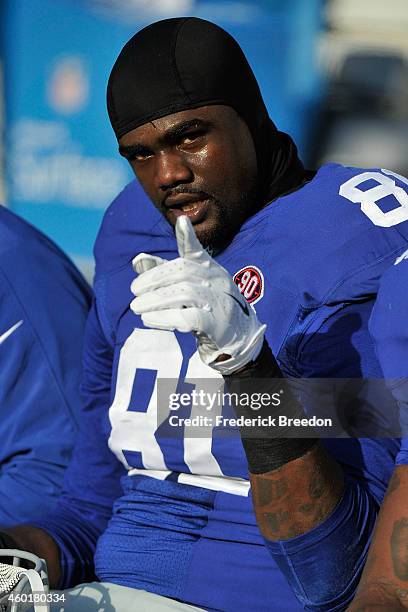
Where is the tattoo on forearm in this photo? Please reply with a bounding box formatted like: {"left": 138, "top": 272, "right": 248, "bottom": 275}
{"left": 252, "top": 478, "right": 287, "bottom": 506}
{"left": 391, "top": 518, "right": 408, "bottom": 581}
{"left": 262, "top": 510, "right": 290, "bottom": 533}
{"left": 250, "top": 443, "right": 344, "bottom": 541}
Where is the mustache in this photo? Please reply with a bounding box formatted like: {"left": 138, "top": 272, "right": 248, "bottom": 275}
{"left": 161, "top": 187, "right": 213, "bottom": 208}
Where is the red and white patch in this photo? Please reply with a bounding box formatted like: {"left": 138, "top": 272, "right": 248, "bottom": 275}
{"left": 233, "top": 265, "right": 264, "bottom": 306}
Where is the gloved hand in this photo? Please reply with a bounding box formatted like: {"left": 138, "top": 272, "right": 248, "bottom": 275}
{"left": 130, "top": 215, "right": 266, "bottom": 375}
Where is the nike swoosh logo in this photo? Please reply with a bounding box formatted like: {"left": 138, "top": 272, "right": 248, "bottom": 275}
{"left": 395, "top": 248, "right": 408, "bottom": 265}
{"left": 0, "top": 320, "right": 24, "bottom": 345}
{"left": 226, "top": 293, "right": 249, "bottom": 316}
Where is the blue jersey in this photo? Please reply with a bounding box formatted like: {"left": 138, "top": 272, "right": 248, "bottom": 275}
{"left": 0, "top": 206, "right": 91, "bottom": 525}
{"left": 35, "top": 164, "right": 408, "bottom": 610}
{"left": 369, "top": 252, "right": 408, "bottom": 464}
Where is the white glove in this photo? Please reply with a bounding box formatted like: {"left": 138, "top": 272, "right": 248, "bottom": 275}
{"left": 130, "top": 215, "right": 266, "bottom": 375}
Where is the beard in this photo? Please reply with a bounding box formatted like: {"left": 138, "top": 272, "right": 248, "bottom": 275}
{"left": 196, "top": 187, "right": 259, "bottom": 252}
{"left": 150, "top": 170, "right": 259, "bottom": 254}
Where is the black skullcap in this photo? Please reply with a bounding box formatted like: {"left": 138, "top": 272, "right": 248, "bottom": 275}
{"left": 107, "top": 17, "right": 308, "bottom": 204}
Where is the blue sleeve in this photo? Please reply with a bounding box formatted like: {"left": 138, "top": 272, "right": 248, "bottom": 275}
{"left": 262, "top": 437, "right": 397, "bottom": 611}
{"left": 0, "top": 243, "right": 91, "bottom": 526}
{"left": 264, "top": 476, "right": 375, "bottom": 611}
{"left": 32, "top": 300, "right": 125, "bottom": 588}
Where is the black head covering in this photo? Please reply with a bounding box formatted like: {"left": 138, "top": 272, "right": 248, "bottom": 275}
{"left": 107, "top": 17, "right": 307, "bottom": 204}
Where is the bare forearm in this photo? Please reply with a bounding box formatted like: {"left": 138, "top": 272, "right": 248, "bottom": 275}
{"left": 225, "top": 341, "right": 344, "bottom": 538}
{"left": 3, "top": 525, "right": 61, "bottom": 587}
{"left": 250, "top": 441, "right": 344, "bottom": 540}
{"left": 348, "top": 466, "right": 408, "bottom": 610}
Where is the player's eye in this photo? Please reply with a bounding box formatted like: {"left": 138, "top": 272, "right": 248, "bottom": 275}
{"left": 130, "top": 151, "right": 153, "bottom": 163}
{"left": 182, "top": 135, "right": 197, "bottom": 145}
{"left": 179, "top": 131, "right": 205, "bottom": 147}
{"left": 135, "top": 153, "right": 152, "bottom": 162}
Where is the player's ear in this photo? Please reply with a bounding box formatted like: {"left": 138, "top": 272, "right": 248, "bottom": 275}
{"left": 132, "top": 253, "right": 165, "bottom": 274}
{"left": 176, "top": 215, "right": 204, "bottom": 258}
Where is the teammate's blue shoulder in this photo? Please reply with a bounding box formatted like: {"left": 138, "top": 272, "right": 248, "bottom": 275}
{"left": 0, "top": 205, "right": 63, "bottom": 258}
{"left": 0, "top": 205, "right": 33, "bottom": 251}
{"left": 0, "top": 206, "right": 90, "bottom": 294}
{"left": 94, "top": 179, "right": 175, "bottom": 275}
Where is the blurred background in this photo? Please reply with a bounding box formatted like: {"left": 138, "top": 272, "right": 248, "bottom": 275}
{"left": 0, "top": 0, "right": 407, "bottom": 280}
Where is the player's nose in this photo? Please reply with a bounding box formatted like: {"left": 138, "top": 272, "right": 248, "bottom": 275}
{"left": 155, "top": 150, "right": 193, "bottom": 191}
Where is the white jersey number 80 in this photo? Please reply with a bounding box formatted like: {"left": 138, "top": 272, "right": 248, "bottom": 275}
{"left": 339, "top": 169, "right": 408, "bottom": 227}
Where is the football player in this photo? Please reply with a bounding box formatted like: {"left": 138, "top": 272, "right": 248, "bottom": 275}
{"left": 1, "top": 18, "right": 408, "bottom": 611}
{"left": 350, "top": 254, "right": 408, "bottom": 611}
{"left": 0, "top": 205, "right": 91, "bottom": 524}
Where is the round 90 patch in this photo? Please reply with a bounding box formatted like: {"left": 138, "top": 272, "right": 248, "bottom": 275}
{"left": 233, "top": 265, "right": 264, "bottom": 305}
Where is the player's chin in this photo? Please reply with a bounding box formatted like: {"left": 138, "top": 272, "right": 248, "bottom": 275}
{"left": 194, "top": 218, "right": 229, "bottom": 251}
